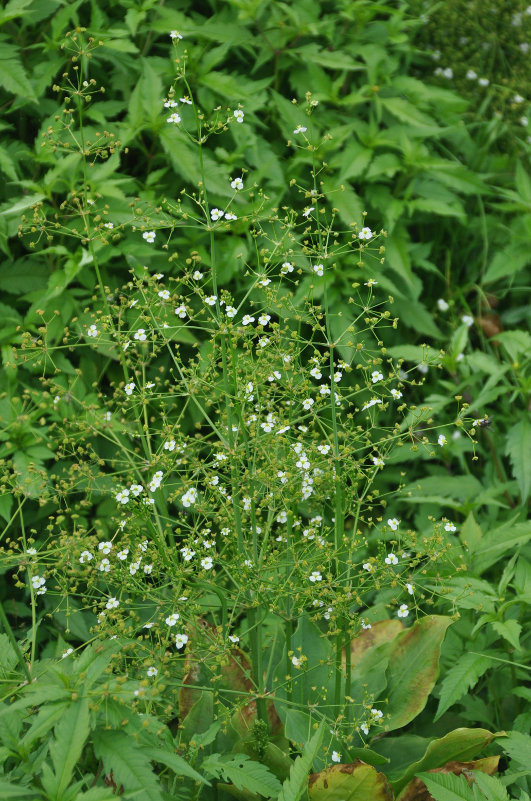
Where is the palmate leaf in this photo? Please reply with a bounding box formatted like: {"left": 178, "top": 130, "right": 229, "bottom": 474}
{"left": 435, "top": 653, "right": 493, "bottom": 721}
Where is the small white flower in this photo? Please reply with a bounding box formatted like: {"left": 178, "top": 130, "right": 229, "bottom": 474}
{"left": 192, "top": 270, "right": 203, "bottom": 280}
{"left": 520, "top": 116, "right": 529, "bottom": 127}
{"left": 79, "top": 550, "right": 93, "bottom": 563}
{"left": 175, "top": 633, "right": 189, "bottom": 649}
{"left": 87, "top": 324, "right": 98, "bottom": 337}
{"left": 466, "top": 69, "right": 478, "bottom": 80}
{"left": 147, "top": 666, "right": 158, "bottom": 677}
{"left": 31, "top": 575, "right": 46, "bottom": 588}
{"left": 478, "top": 77, "right": 490, "bottom": 87}
{"left": 291, "top": 655, "right": 302, "bottom": 668}
{"left": 103, "top": 222, "right": 114, "bottom": 230}
{"left": 98, "top": 541, "right": 113, "bottom": 555}
{"left": 258, "top": 314, "right": 271, "bottom": 326}
{"left": 417, "top": 363, "right": 429, "bottom": 374}
{"left": 98, "top": 559, "right": 111, "bottom": 572}
{"left": 461, "top": 314, "right": 474, "bottom": 327}
{"left": 371, "top": 370, "right": 384, "bottom": 383}
{"left": 242, "top": 314, "right": 255, "bottom": 326}
{"left": 142, "top": 231, "right": 156, "bottom": 243}
{"left": 225, "top": 305, "right": 237, "bottom": 318}
{"left": 26, "top": 547, "right": 37, "bottom": 555}
{"left": 385, "top": 553, "right": 398, "bottom": 565}
{"left": 360, "top": 723, "right": 370, "bottom": 735}
{"left": 167, "top": 112, "right": 181, "bottom": 124}
{"left": 397, "top": 604, "right": 409, "bottom": 618}
{"left": 309, "top": 570, "right": 322, "bottom": 582}
{"left": 201, "top": 556, "right": 214, "bottom": 570}
{"left": 181, "top": 547, "right": 196, "bottom": 562}
{"left": 106, "top": 597, "right": 119, "bottom": 610}
{"left": 170, "top": 30, "right": 183, "bottom": 39}
{"left": 134, "top": 328, "right": 147, "bottom": 342}
{"left": 313, "top": 263, "right": 324, "bottom": 276}
{"left": 166, "top": 613, "right": 180, "bottom": 626}
{"left": 302, "top": 398, "right": 314, "bottom": 410}
{"left": 258, "top": 337, "right": 270, "bottom": 348}
{"left": 130, "top": 484, "right": 143, "bottom": 497}
{"left": 362, "top": 398, "right": 383, "bottom": 411}
{"left": 371, "top": 708, "right": 384, "bottom": 720}
{"left": 363, "top": 562, "right": 374, "bottom": 573}
{"left": 164, "top": 99, "right": 178, "bottom": 108}
{"left": 310, "top": 366, "right": 322, "bottom": 379}
{"left": 143, "top": 564, "right": 153, "bottom": 574}
{"left": 359, "top": 226, "right": 373, "bottom": 240}
{"left": 181, "top": 487, "right": 197, "bottom": 507}
{"left": 364, "top": 279, "right": 378, "bottom": 286}
{"left": 513, "top": 94, "right": 525, "bottom": 103}
{"left": 293, "top": 125, "right": 307, "bottom": 134}
{"left": 281, "top": 262, "right": 294, "bottom": 274}
{"left": 231, "top": 177, "right": 244, "bottom": 190}
{"left": 387, "top": 518, "right": 399, "bottom": 531}
{"left": 225, "top": 212, "right": 238, "bottom": 221}
{"left": 437, "top": 298, "right": 449, "bottom": 311}
{"left": 233, "top": 109, "right": 244, "bottom": 123}
{"left": 174, "top": 304, "right": 187, "bottom": 318}
{"left": 228, "top": 634, "right": 240, "bottom": 643}
{"left": 62, "top": 648, "right": 74, "bottom": 659}
{"left": 117, "top": 549, "right": 129, "bottom": 561}
{"left": 406, "top": 583, "right": 414, "bottom": 595}
{"left": 372, "top": 456, "right": 385, "bottom": 468}
{"left": 210, "top": 208, "right": 224, "bottom": 221}
{"left": 331, "top": 751, "right": 341, "bottom": 763}
{"left": 158, "top": 289, "right": 170, "bottom": 300}
{"left": 302, "top": 207, "right": 314, "bottom": 217}
{"left": 438, "top": 434, "right": 447, "bottom": 446}
{"left": 124, "top": 382, "right": 135, "bottom": 396}
{"left": 390, "top": 388, "right": 403, "bottom": 400}
{"left": 361, "top": 619, "right": 372, "bottom": 630}
{"left": 444, "top": 522, "right": 457, "bottom": 532}
{"left": 317, "top": 444, "right": 331, "bottom": 454}
{"left": 204, "top": 295, "right": 218, "bottom": 306}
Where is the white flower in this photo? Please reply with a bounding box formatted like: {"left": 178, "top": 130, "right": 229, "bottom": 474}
{"left": 192, "top": 270, "right": 203, "bottom": 280}
{"left": 362, "top": 398, "right": 383, "bottom": 411}
{"left": 201, "top": 556, "right": 214, "bottom": 570}
{"left": 361, "top": 619, "right": 372, "bottom": 630}
{"left": 417, "top": 363, "right": 429, "bottom": 375}
{"left": 204, "top": 295, "right": 218, "bottom": 306}
{"left": 438, "top": 434, "right": 447, "bottom": 446}
{"left": 372, "top": 456, "right": 385, "bottom": 468}
{"left": 461, "top": 314, "right": 474, "bottom": 327}
{"left": 390, "top": 388, "right": 403, "bottom": 400}
{"left": 142, "top": 231, "right": 156, "bottom": 243}
{"left": 242, "top": 315, "right": 255, "bottom": 326}
{"left": 134, "top": 328, "right": 147, "bottom": 342}
{"left": 117, "top": 549, "right": 129, "bottom": 561}
{"left": 164, "top": 439, "right": 176, "bottom": 452}
{"left": 129, "top": 561, "right": 140, "bottom": 574}
{"left": 228, "top": 634, "right": 240, "bottom": 643}
{"left": 87, "top": 324, "right": 98, "bottom": 337}
{"left": 225, "top": 305, "right": 237, "bottom": 318}
{"left": 309, "top": 366, "right": 322, "bottom": 379}
{"left": 520, "top": 116, "right": 529, "bottom": 127}
{"left": 181, "top": 487, "right": 198, "bottom": 507}
{"left": 437, "top": 298, "right": 449, "bottom": 311}
{"left": 147, "top": 666, "right": 158, "bottom": 677}
{"left": 158, "top": 289, "right": 170, "bottom": 300}
{"left": 513, "top": 94, "right": 525, "bottom": 103}
{"left": 317, "top": 444, "right": 331, "bottom": 455}
{"left": 106, "top": 597, "right": 119, "bottom": 610}
{"left": 371, "top": 708, "right": 384, "bottom": 720}
{"left": 364, "top": 279, "right": 378, "bottom": 286}
{"left": 478, "top": 77, "right": 490, "bottom": 87}
{"left": 363, "top": 562, "right": 374, "bottom": 573}
{"left": 371, "top": 370, "right": 383, "bottom": 383}
{"left": 358, "top": 226, "right": 373, "bottom": 240}
{"left": 79, "top": 550, "right": 93, "bottom": 563}
{"left": 466, "top": 69, "right": 478, "bottom": 80}
{"left": 98, "top": 559, "right": 111, "bottom": 572}
{"left": 170, "top": 30, "right": 183, "bottom": 39}
{"left": 444, "top": 522, "right": 457, "bottom": 532}
{"left": 258, "top": 314, "right": 271, "bottom": 326}
{"left": 291, "top": 655, "right": 302, "bottom": 668}
{"left": 225, "top": 212, "right": 237, "bottom": 221}
{"left": 331, "top": 751, "right": 341, "bottom": 763}
{"left": 31, "top": 575, "right": 45, "bottom": 588}
{"left": 387, "top": 518, "right": 399, "bottom": 531}
{"left": 293, "top": 125, "right": 307, "bottom": 134}
{"left": 174, "top": 304, "right": 187, "bottom": 319}
{"left": 519, "top": 42, "right": 530, "bottom": 53}
{"left": 385, "top": 553, "right": 398, "bottom": 565}
{"left": 302, "top": 398, "right": 314, "bottom": 410}
{"left": 309, "top": 570, "right": 322, "bottom": 582}
{"left": 406, "top": 583, "right": 414, "bottom": 595}
{"left": 360, "top": 723, "right": 369, "bottom": 735}
{"left": 103, "top": 222, "right": 114, "bottom": 229}
{"left": 124, "top": 382, "right": 136, "bottom": 396}
{"left": 210, "top": 208, "right": 224, "bottom": 221}
{"left": 98, "top": 541, "right": 113, "bottom": 555}
{"left": 313, "top": 264, "right": 324, "bottom": 276}
{"left": 175, "top": 633, "right": 189, "bottom": 649}
{"left": 62, "top": 648, "right": 74, "bottom": 659}
{"left": 164, "top": 99, "right": 178, "bottom": 108}
{"left": 167, "top": 112, "right": 181, "bottom": 124}
{"left": 181, "top": 547, "right": 195, "bottom": 562}
{"left": 397, "top": 604, "right": 409, "bottom": 618}
{"left": 231, "top": 177, "right": 243, "bottom": 190}
{"left": 302, "top": 207, "right": 314, "bottom": 217}
{"left": 233, "top": 109, "right": 244, "bottom": 123}
{"left": 281, "top": 262, "right": 294, "bottom": 273}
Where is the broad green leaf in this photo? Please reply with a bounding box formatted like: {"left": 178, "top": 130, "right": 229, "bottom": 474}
{"left": 505, "top": 418, "right": 531, "bottom": 503}
{"left": 93, "top": 729, "right": 164, "bottom": 801}
{"left": 141, "top": 746, "right": 208, "bottom": 784}
{"left": 49, "top": 696, "right": 90, "bottom": 797}
{"left": 308, "top": 761, "right": 393, "bottom": 801}
{"left": 202, "top": 753, "right": 281, "bottom": 798}
{"left": 502, "top": 731, "right": 531, "bottom": 767}
{"left": 0, "top": 780, "right": 39, "bottom": 798}
{"left": 459, "top": 512, "right": 483, "bottom": 553}
{"left": 384, "top": 616, "right": 452, "bottom": 731}
{"left": 435, "top": 654, "right": 492, "bottom": 721}
{"left": 277, "top": 720, "right": 325, "bottom": 801}
{"left": 416, "top": 771, "right": 475, "bottom": 801}
{"left": 491, "top": 620, "right": 522, "bottom": 651}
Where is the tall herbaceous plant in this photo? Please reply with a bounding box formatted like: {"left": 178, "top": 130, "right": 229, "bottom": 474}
{"left": 11, "top": 31, "right": 462, "bottom": 760}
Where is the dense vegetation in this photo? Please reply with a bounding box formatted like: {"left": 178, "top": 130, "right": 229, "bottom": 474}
{"left": 0, "top": 1, "right": 529, "bottom": 800}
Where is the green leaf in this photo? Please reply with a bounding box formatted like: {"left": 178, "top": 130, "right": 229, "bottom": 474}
{"left": 505, "top": 418, "right": 531, "bottom": 504}
{"left": 0, "top": 633, "right": 18, "bottom": 676}
{"left": 277, "top": 720, "right": 325, "bottom": 801}
{"left": 381, "top": 97, "right": 439, "bottom": 131}
{"left": 0, "top": 51, "right": 36, "bottom": 100}
{"left": 308, "top": 761, "right": 394, "bottom": 801}
{"left": 202, "top": 753, "right": 281, "bottom": 798}
{"left": 471, "top": 771, "right": 509, "bottom": 801}
{"left": 435, "top": 654, "right": 492, "bottom": 721}
{"left": 385, "top": 616, "right": 453, "bottom": 731}
{"left": 473, "top": 519, "right": 531, "bottom": 575}
{"left": 0, "top": 779, "right": 39, "bottom": 798}
{"left": 141, "top": 746, "right": 208, "bottom": 785}
{"left": 491, "top": 620, "right": 522, "bottom": 651}
{"left": 459, "top": 512, "right": 483, "bottom": 553}
{"left": 415, "top": 771, "right": 475, "bottom": 801}
{"left": 93, "top": 729, "right": 164, "bottom": 801}
{"left": 49, "top": 695, "right": 90, "bottom": 797}
{"left": 0, "top": 0, "right": 34, "bottom": 26}
{"left": 502, "top": 731, "right": 531, "bottom": 767}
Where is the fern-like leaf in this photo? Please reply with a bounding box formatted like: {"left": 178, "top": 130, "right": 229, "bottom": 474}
{"left": 435, "top": 652, "right": 492, "bottom": 721}
{"left": 277, "top": 720, "right": 325, "bottom": 801}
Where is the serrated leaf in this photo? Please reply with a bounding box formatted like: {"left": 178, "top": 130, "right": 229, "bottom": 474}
{"left": 49, "top": 695, "right": 90, "bottom": 797}
{"left": 93, "top": 729, "right": 164, "bottom": 801}
{"left": 141, "top": 746, "right": 208, "bottom": 785}
{"left": 502, "top": 731, "right": 531, "bottom": 767}
{"left": 505, "top": 418, "right": 531, "bottom": 503}
{"left": 435, "top": 653, "right": 492, "bottom": 721}
{"left": 0, "top": 55, "right": 36, "bottom": 100}
{"left": 471, "top": 771, "right": 509, "bottom": 801}
{"left": 202, "top": 753, "right": 281, "bottom": 798}
{"left": 278, "top": 721, "right": 325, "bottom": 801}
{"left": 0, "top": 779, "right": 39, "bottom": 798}
{"left": 491, "top": 620, "right": 522, "bottom": 650}
{"left": 416, "top": 771, "right": 475, "bottom": 801}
